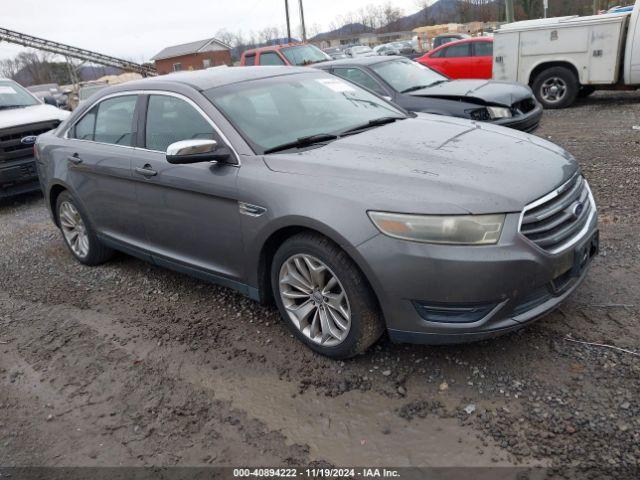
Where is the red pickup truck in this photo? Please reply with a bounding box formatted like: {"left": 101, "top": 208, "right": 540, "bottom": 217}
{"left": 240, "top": 43, "right": 331, "bottom": 67}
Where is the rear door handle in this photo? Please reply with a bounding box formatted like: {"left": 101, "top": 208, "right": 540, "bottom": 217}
{"left": 135, "top": 165, "right": 158, "bottom": 177}
{"left": 67, "top": 153, "right": 83, "bottom": 165}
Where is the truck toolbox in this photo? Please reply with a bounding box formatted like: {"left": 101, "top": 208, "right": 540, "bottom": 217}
{"left": 493, "top": 0, "right": 640, "bottom": 108}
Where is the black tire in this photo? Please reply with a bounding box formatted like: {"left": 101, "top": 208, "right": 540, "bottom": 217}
{"left": 271, "top": 232, "right": 384, "bottom": 359}
{"left": 55, "top": 191, "right": 113, "bottom": 266}
{"left": 578, "top": 85, "right": 596, "bottom": 98}
{"left": 531, "top": 66, "right": 579, "bottom": 109}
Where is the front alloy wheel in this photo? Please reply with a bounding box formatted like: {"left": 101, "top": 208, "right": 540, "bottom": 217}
{"left": 271, "top": 232, "right": 384, "bottom": 358}
{"left": 279, "top": 254, "right": 351, "bottom": 346}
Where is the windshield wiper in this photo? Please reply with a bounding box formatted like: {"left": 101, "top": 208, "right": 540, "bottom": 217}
{"left": 401, "top": 82, "right": 445, "bottom": 93}
{"left": 264, "top": 133, "right": 338, "bottom": 154}
{"left": 339, "top": 116, "right": 404, "bottom": 136}
{"left": 0, "top": 105, "right": 27, "bottom": 110}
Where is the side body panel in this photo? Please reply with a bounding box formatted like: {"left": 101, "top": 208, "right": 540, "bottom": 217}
{"left": 492, "top": 31, "right": 521, "bottom": 82}
{"left": 131, "top": 149, "right": 244, "bottom": 282}
{"left": 624, "top": 0, "right": 640, "bottom": 84}
{"left": 48, "top": 139, "right": 145, "bottom": 246}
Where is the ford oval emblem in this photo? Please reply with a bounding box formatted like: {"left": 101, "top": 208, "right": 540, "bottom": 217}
{"left": 20, "top": 135, "right": 38, "bottom": 145}
{"left": 571, "top": 202, "right": 584, "bottom": 219}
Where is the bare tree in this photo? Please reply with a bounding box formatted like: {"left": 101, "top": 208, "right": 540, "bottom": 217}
{"left": 0, "top": 58, "right": 21, "bottom": 79}
{"left": 381, "top": 1, "right": 405, "bottom": 25}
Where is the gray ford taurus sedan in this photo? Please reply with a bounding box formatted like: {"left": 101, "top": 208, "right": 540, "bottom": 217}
{"left": 35, "top": 67, "right": 599, "bottom": 358}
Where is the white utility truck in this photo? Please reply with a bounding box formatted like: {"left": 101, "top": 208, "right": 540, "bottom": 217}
{"left": 493, "top": 0, "right": 640, "bottom": 108}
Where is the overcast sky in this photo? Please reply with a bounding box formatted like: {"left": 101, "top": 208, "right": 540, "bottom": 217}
{"left": 1, "top": 0, "right": 424, "bottom": 62}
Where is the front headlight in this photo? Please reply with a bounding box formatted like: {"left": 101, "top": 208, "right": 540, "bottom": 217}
{"left": 486, "top": 106, "right": 512, "bottom": 119}
{"left": 368, "top": 211, "right": 505, "bottom": 245}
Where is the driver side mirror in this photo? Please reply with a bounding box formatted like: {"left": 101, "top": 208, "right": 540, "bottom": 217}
{"left": 166, "top": 139, "right": 231, "bottom": 164}
{"left": 43, "top": 95, "right": 58, "bottom": 106}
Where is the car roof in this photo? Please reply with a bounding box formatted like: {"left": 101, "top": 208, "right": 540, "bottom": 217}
{"left": 107, "top": 66, "right": 313, "bottom": 92}
{"left": 314, "top": 55, "right": 407, "bottom": 69}
{"left": 428, "top": 36, "right": 492, "bottom": 53}
{"left": 242, "top": 43, "right": 306, "bottom": 56}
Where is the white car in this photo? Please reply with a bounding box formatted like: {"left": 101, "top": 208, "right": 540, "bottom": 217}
{"left": 345, "top": 45, "right": 377, "bottom": 58}
{"left": 0, "top": 78, "right": 69, "bottom": 198}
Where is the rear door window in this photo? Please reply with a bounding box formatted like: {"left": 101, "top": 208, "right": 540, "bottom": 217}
{"left": 259, "top": 52, "right": 286, "bottom": 66}
{"left": 443, "top": 43, "right": 471, "bottom": 58}
{"left": 72, "top": 95, "right": 137, "bottom": 146}
{"left": 145, "top": 95, "right": 216, "bottom": 152}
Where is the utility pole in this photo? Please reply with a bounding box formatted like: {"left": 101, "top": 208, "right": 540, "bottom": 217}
{"left": 284, "top": 0, "right": 291, "bottom": 41}
{"left": 505, "top": 0, "right": 514, "bottom": 23}
{"left": 298, "top": 0, "right": 307, "bottom": 42}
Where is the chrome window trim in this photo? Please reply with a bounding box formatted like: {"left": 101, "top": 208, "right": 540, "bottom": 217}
{"left": 63, "top": 89, "right": 241, "bottom": 165}
{"left": 517, "top": 174, "right": 597, "bottom": 255}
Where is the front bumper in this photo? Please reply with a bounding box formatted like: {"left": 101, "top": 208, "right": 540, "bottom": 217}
{"left": 356, "top": 212, "right": 598, "bottom": 345}
{"left": 0, "top": 156, "right": 40, "bottom": 198}
{"left": 493, "top": 102, "right": 543, "bottom": 133}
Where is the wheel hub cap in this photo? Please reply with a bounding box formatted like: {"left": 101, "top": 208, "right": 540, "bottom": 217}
{"left": 278, "top": 254, "right": 351, "bottom": 347}
{"left": 541, "top": 77, "right": 567, "bottom": 103}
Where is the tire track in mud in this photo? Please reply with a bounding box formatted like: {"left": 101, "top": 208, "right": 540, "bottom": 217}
{"left": 0, "top": 293, "right": 515, "bottom": 467}
{"left": 0, "top": 293, "right": 311, "bottom": 466}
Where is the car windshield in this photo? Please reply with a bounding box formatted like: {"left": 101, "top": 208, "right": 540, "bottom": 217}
{"left": 281, "top": 45, "right": 331, "bottom": 65}
{"left": 207, "top": 72, "right": 405, "bottom": 154}
{"left": 371, "top": 58, "right": 448, "bottom": 93}
{"left": 0, "top": 80, "right": 39, "bottom": 109}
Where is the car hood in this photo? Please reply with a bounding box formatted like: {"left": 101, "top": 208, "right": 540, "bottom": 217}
{"left": 409, "top": 80, "right": 533, "bottom": 107}
{"left": 0, "top": 104, "right": 69, "bottom": 130}
{"left": 262, "top": 114, "right": 578, "bottom": 215}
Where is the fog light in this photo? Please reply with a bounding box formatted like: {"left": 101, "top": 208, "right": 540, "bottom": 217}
{"left": 413, "top": 302, "right": 497, "bottom": 323}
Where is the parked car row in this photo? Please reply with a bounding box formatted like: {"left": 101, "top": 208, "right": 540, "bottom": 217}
{"left": 32, "top": 65, "right": 598, "bottom": 358}
{"left": 315, "top": 55, "right": 541, "bottom": 132}
{"left": 240, "top": 41, "right": 540, "bottom": 132}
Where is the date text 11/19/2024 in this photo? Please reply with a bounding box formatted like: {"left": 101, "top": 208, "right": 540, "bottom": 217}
{"left": 233, "top": 468, "right": 401, "bottom": 478}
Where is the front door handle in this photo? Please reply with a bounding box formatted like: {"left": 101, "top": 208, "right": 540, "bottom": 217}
{"left": 67, "top": 153, "right": 83, "bottom": 165}
{"left": 135, "top": 165, "right": 158, "bottom": 177}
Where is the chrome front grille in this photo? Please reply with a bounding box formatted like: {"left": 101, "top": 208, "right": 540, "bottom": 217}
{"left": 520, "top": 174, "right": 595, "bottom": 254}
{"left": 0, "top": 120, "right": 60, "bottom": 164}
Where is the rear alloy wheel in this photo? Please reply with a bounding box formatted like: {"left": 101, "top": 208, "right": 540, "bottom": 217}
{"left": 59, "top": 200, "right": 90, "bottom": 259}
{"left": 532, "top": 66, "right": 579, "bottom": 109}
{"left": 271, "top": 233, "right": 384, "bottom": 358}
{"left": 56, "top": 191, "right": 113, "bottom": 265}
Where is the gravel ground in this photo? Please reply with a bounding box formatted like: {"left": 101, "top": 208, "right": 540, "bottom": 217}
{"left": 0, "top": 91, "right": 639, "bottom": 475}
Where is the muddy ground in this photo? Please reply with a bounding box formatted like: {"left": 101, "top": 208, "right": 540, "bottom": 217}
{"left": 1, "top": 92, "right": 639, "bottom": 475}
